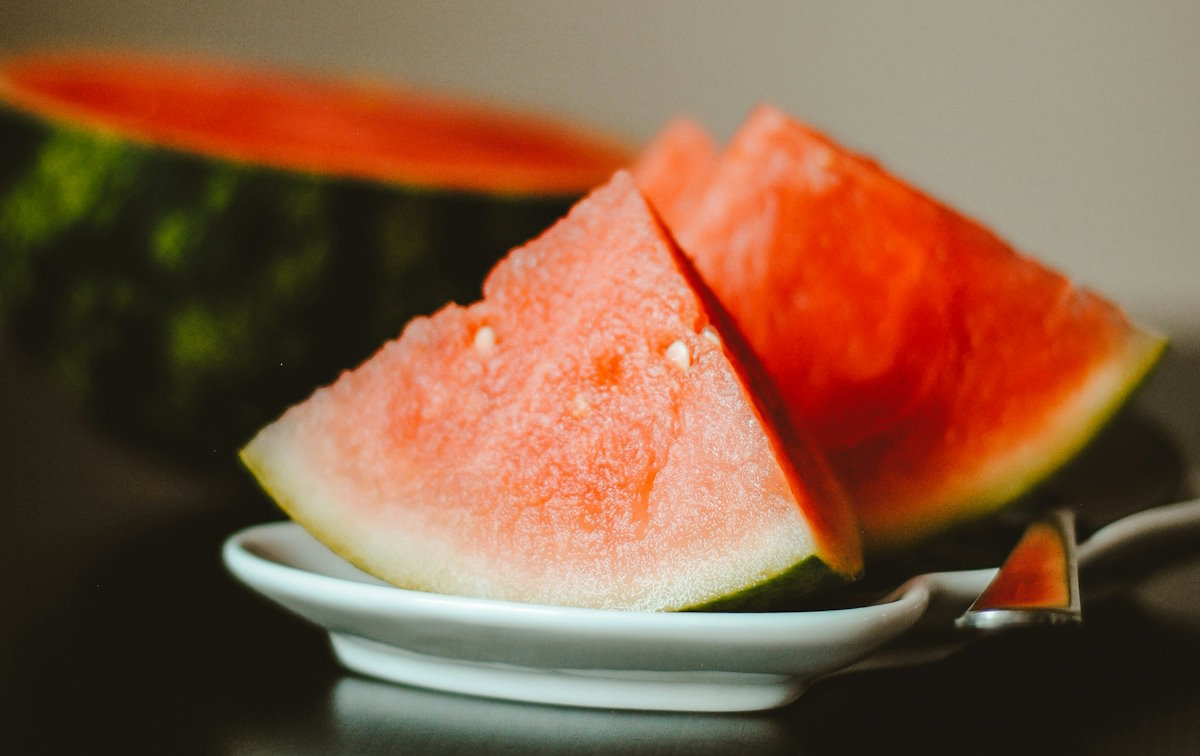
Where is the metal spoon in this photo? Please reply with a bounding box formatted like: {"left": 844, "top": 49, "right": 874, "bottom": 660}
{"left": 956, "top": 509, "right": 1081, "bottom": 631}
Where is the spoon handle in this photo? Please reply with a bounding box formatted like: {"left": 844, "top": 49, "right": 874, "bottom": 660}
{"left": 1078, "top": 496, "right": 1200, "bottom": 579}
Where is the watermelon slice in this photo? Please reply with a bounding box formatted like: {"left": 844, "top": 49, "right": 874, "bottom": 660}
{"left": 635, "top": 105, "right": 1166, "bottom": 554}
{"left": 241, "top": 171, "right": 862, "bottom": 611}
{"left": 629, "top": 117, "right": 719, "bottom": 233}
{"left": 0, "top": 51, "right": 629, "bottom": 465}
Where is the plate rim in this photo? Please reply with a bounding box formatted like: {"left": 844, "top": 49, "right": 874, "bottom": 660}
{"left": 223, "top": 520, "right": 932, "bottom": 636}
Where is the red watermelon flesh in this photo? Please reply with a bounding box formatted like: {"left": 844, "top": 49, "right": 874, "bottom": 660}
{"left": 0, "top": 51, "right": 628, "bottom": 195}
{"left": 241, "top": 171, "right": 862, "bottom": 610}
{"left": 630, "top": 117, "right": 720, "bottom": 232}
{"left": 635, "top": 105, "right": 1165, "bottom": 554}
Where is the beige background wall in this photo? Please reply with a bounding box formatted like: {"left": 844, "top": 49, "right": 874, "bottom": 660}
{"left": 2, "top": 1, "right": 1197, "bottom": 335}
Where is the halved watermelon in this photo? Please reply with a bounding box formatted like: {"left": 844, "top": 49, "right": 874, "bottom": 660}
{"left": 241, "top": 171, "right": 862, "bottom": 610}
{"left": 635, "top": 105, "right": 1166, "bottom": 554}
{"left": 0, "top": 51, "right": 629, "bottom": 465}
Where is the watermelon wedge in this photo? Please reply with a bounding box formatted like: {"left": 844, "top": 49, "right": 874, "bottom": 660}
{"left": 629, "top": 117, "right": 719, "bottom": 233}
{"left": 0, "top": 51, "right": 629, "bottom": 465}
{"left": 241, "top": 171, "right": 862, "bottom": 610}
{"left": 635, "top": 105, "right": 1166, "bottom": 554}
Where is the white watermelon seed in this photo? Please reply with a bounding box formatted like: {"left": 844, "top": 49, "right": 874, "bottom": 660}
{"left": 473, "top": 325, "right": 496, "bottom": 355}
{"left": 665, "top": 340, "right": 691, "bottom": 370}
{"left": 570, "top": 392, "right": 590, "bottom": 417}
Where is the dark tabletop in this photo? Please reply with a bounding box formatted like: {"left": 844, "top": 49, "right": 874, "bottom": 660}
{"left": 3, "top": 337, "right": 1199, "bottom": 755}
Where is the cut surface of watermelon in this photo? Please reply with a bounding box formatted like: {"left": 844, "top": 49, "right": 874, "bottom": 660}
{"left": 0, "top": 51, "right": 627, "bottom": 195}
{"left": 241, "top": 171, "right": 861, "bottom": 610}
{"left": 636, "top": 106, "right": 1165, "bottom": 554}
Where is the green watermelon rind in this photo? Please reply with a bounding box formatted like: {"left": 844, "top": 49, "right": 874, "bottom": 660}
{"left": 869, "top": 327, "right": 1168, "bottom": 553}
{"left": 0, "top": 101, "right": 581, "bottom": 466}
{"left": 686, "top": 555, "right": 840, "bottom": 612}
{"left": 240, "top": 441, "right": 406, "bottom": 591}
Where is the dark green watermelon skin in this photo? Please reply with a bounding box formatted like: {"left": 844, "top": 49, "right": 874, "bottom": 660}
{"left": 0, "top": 105, "right": 578, "bottom": 468}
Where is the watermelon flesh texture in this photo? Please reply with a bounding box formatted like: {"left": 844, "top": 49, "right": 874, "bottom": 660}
{"left": 241, "top": 171, "right": 862, "bottom": 611}
{"left": 635, "top": 105, "right": 1165, "bottom": 555}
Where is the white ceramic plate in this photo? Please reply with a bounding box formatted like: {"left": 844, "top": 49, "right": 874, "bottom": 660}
{"left": 222, "top": 521, "right": 997, "bottom": 712}
{"left": 224, "top": 499, "right": 1200, "bottom": 712}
